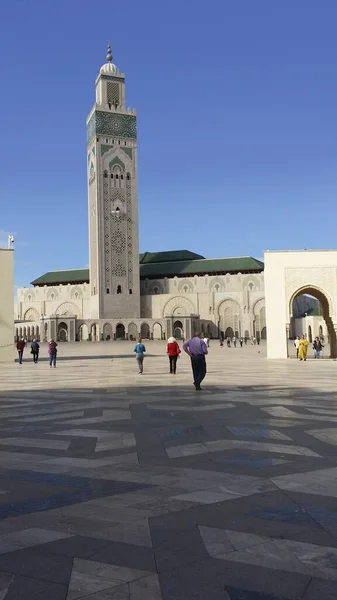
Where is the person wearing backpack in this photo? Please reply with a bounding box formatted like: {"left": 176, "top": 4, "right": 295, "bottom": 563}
{"left": 134, "top": 337, "right": 146, "bottom": 374}
{"left": 30, "top": 339, "right": 40, "bottom": 364}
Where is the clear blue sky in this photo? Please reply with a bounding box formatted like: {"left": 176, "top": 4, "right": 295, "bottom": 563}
{"left": 1, "top": 0, "right": 337, "bottom": 289}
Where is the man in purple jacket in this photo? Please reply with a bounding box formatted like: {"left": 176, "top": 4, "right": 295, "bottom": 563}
{"left": 183, "top": 332, "right": 208, "bottom": 390}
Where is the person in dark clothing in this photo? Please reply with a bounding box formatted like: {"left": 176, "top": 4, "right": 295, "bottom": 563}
{"left": 48, "top": 339, "right": 58, "bottom": 368}
{"left": 313, "top": 337, "right": 323, "bottom": 359}
{"left": 183, "top": 332, "right": 208, "bottom": 390}
{"left": 30, "top": 339, "right": 40, "bottom": 363}
{"left": 16, "top": 338, "right": 25, "bottom": 364}
{"left": 166, "top": 337, "right": 181, "bottom": 374}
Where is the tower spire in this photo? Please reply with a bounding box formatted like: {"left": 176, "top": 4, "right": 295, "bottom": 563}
{"left": 106, "top": 43, "right": 112, "bottom": 63}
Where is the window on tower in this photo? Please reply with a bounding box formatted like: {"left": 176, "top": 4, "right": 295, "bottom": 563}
{"left": 116, "top": 174, "right": 118, "bottom": 179}
{"left": 117, "top": 285, "right": 122, "bottom": 294}
{"left": 121, "top": 174, "right": 124, "bottom": 180}
{"left": 106, "top": 288, "right": 110, "bottom": 294}
{"left": 126, "top": 173, "right": 130, "bottom": 180}
{"left": 110, "top": 173, "right": 113, "bottom": 178}
{"left": 129, "top": 289, "right": 132, "bottom": 294}
{"left": 104, "top": 171, "right": 108, "bottom": 178}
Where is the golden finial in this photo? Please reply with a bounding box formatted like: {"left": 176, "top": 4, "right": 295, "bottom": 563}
{"left": 106, "top": 43, "right": 112, "bottom": 63}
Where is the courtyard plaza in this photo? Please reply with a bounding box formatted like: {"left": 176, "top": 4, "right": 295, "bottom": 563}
{"left": 0, "top": 343, "right": 337, "bottom": 598}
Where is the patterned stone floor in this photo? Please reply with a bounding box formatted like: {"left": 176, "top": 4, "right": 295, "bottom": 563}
{"left": 0, "top": 341, "right": 337, "bottom": 598}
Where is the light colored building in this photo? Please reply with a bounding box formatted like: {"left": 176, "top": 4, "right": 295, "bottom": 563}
{"left": 265, "top": 249, "right": 337, "bottom": 359}
{"left": 15, "top": 47, "right": 267, "bottom": 343}
{"left": 0, "top": 248, "right": 14, "bottom": 362}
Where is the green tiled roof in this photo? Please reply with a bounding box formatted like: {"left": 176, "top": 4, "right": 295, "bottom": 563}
{"left": 139, "top": 250, "right": 204, "bottom": 264}
{"left": 139, "top": 256, "right": 264, "bottom": 278}
{"left": 31, "top": 255, "right": 264, "bottom": 286}
{"left": 31, "top": 269, "right": 90, "bottom": 286}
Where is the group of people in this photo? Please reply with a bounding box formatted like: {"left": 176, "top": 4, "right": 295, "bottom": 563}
{"left": 16, "top": 338, "right": 58, "bottom": 367}
{"left": 220, "top": 336, "right": 260, "bottom": 348}
{"left": 133, "top": 332, "right": 208, "bottom": 390}
{"left": 294, "top": 335, "right": 324, "bottom": 361}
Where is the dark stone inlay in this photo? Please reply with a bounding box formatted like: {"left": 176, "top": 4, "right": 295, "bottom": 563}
{"left": 0, "top": 469, "right": 153, "bottom": 519}
{"left": 226, "top": 586, "right": 290, "bottom": 600}
{"left": 160, "top": 425, "right": 205, "bottom": 440}
{"left": 249, "top": 506, "right": 315, "bottom": 525}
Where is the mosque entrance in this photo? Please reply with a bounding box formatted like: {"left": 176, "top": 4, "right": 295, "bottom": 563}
{"left": 58, "top": 322, "right": 68, "bottom": 342}
{"left": 290, "top": 286, "right": 337, "bottom": 358}
{"left": 173, "top": 320, "right": 183, "bottom": 339}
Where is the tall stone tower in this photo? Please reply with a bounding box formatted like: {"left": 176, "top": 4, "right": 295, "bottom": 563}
{"left": 86, "top": 45, "right": 140, "bottom": 319}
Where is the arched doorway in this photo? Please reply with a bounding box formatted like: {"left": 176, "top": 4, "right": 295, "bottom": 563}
{"left": 140, "top": 323, "right": 150, "bottom": 339}
{"left": 91, "top": 324, "right": 99, "bottom": 341}
{"left": 128, "top": 323, "right": 138, "bottom": 341}
{"left": 290, "top": 286, "right": 337, "bottom": 358}
{"left": 173, "top": 320, "right": 183, "bottom": 339}
{"left": 153, "top": 323, "right": 162, "bottom": 340}
{"left": 103, "top": 323, "right": 113, "bottom": 341}
{"left": 225, "top": 327, "right": 234, "bottom": 339}
{"left": 261, "top": 326, "right": 267, "bottom": 340}
{"left": 116, "top": 323, "right": 125, "bottom": 339}
{"left": 79, "top": 324, "right": 88, "bottom": 341}
{"left": 308, "top": 325, "right": 312, "bottom": 343}
{"left": 58, "top": 322, "right": 68, "bottom": 342}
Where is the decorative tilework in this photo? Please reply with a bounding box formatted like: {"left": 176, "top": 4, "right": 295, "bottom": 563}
{"left": 100, "top": 74, "right": 125, "bottom": 83}
{"left": 109, "top": 156, "right": 125, "bottom": 171}
{"left": 87, "top": 111, "right": 136, "bottom": 145}
{"left": 121, "top": 147, "right": 133, "bottom": 159}
{"left": 101, "top": 144, "right": 111, "bottom": 156}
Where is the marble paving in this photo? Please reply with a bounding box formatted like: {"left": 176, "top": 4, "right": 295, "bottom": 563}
{"left": 1, "top": 341, "right": 337, "bottom": 598}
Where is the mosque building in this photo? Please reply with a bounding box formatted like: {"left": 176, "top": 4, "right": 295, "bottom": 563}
{"left": 15, "top": 46, "right": 280, "bottom": 343}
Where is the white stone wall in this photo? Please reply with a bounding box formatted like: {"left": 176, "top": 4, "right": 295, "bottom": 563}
{"left": 0, "top": 249, "right": 14, "bottom": 362}
{"left": 16, "top": 271, "right": 266, "bottom": 340}
{"left": 265, "top": 249, "right": 337, "bottom": 359}
{"left": 16, "top": 283, "right": 91, "bottom": 321}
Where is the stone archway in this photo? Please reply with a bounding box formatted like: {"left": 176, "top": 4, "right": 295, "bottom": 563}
{"left": 128, "top": 323, "right": 138, "bottom": 341}
{"left": 140, "top": 323, "right": 150, "bottom": 339}
{"left": 103, "top": 323, "right": 113, "bottom": 341}
{"left": 116, "top": 323, "right": 125, "bottom": 339}
{"left": 217, "top": 299, "right": 241, "bottom": 338}
{"left": 290, "top": 285, "right": 337, "bottom": 358}
{"left": 153, "top": 323, "right": 162, "bottom": 340}
{"left": 79, "top": 324, "right": 89, "bottom": 341}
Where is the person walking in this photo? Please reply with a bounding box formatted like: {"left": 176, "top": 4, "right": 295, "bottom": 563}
{"left": 16, "top": 338, "right": 25, "bottom": 364}
{"left": 48, "top": 339, "right": 58, "bottom": 368}
{"left": 240, "top": 337, "right": 243, "bottom": 347}
{"left": 134, "top": 337, "right": 146, "bottom": 374}
{"left": 166, "top": 336, "right": 181, "bottom": 374}
{"left": 183, "top": 332, "right": 208, "bottom": 391}
{"left": 294, "top": 336, "right": 300, "bottom": 358}
{"left": 30, "top": 339, "right": 40, "bottom": 364}
{"left": 313, "top": 337, "right": 323, "bottom": 359}
{"left": 232, "top": 336, "right": 237, "bottom": 348}
{"left": 227, "top": 337, "right": 231, "bottom": 348}
{"left": 298, "top": 334, "right": 309, "bottom": 361}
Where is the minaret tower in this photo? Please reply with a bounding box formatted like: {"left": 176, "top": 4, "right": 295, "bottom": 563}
{"left": 86, "top": 45, "right": 140, "bottom": 319}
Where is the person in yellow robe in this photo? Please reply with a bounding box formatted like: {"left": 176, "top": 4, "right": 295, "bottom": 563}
{"left": 298, "top": 335, "right": 309, "bottom": 361}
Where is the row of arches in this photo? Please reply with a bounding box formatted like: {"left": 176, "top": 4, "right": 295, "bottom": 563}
{"left": 78, "top": 321, "right": 164, "bottom": 342}
{"left": 15, "top": 325, "right": 40, "bottom": 341}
